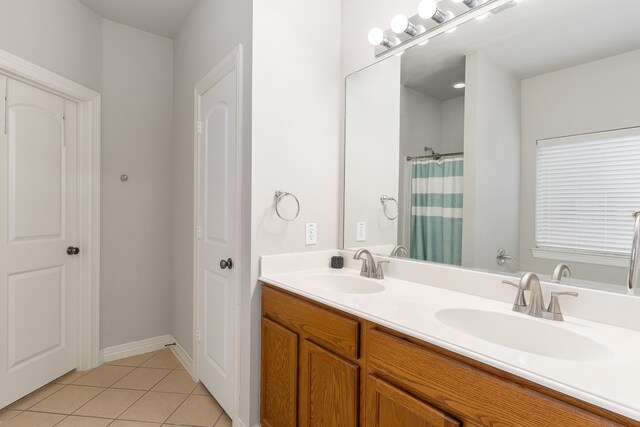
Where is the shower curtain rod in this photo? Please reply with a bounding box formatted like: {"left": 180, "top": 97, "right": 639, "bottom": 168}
{"left": 406, "top": 151, "right": 464, "bottom": 161}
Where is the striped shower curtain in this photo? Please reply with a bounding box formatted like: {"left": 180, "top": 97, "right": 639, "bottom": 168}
{"left": 410, "top": 158, "right": 463, "bottom": 265}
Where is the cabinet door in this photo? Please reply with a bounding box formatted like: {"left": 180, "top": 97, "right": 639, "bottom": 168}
{"left": 261, "top": 318, "right": 298, "bottom": 427}
{"left": 367, "top": 376, "right": 460, "bottom": 427}
{"left": 300, "top": 339, "right": 359, "bottom": 427}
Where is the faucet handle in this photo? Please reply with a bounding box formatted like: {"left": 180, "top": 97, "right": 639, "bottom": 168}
{"left": 375, "top": 261, "right": 389, "bottom": 279}
{"left": 502, "top": 280, "right": 527, "bottom": 310}
{"left": 546, "top": 291, "right": 578, "bottom": 321}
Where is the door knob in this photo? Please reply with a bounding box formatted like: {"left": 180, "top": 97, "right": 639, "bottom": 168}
{"left": 67, "top": 246, "right": 80, "bottom": 255}
{"left": 220, "top": 258, "right": 233, "bottom": 270}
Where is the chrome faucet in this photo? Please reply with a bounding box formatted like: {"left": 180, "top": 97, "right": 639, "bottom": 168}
{"left": 552, "top": 263, "right": 571, "bottom": 281}
{"left": 390, "top": 245, "right": 408, "bottom": 258}
{"left": 353, "top": 249, "right": 387, "bottom": 279}
{"left": 627, "top": 209, "right": 640, "bottom": 295}
{"left": 503, "top": 272, "right": 578, "bottom": 321}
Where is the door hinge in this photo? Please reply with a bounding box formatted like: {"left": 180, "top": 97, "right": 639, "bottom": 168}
{"left": 196, "top": 225, "right": 202, "bottom": 240}
{"left": 196, "top": 120, "right": 203, "bottom": 135}
{"left": 4, "top": 79, "right": 8, "bottom": 135}
{"left": 195, "top": 329, "right": 202, "bottom": 343}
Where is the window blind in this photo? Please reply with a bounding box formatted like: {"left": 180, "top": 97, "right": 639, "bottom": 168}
{"left": 536, "top": 127, "right": 640, "bottom": 257}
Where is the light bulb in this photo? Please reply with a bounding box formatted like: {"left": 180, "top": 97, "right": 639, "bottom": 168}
{"left": 368, "top": 28, "right": 385, "bottom": 46}
{"left": 418, "top": 0, "right": 437, "bottom": 19}
{"left": 452, "top": 82, "right": 466, "bottom": 89}
{"left": 391, "top": 14, "right": 409, "bottom": 34}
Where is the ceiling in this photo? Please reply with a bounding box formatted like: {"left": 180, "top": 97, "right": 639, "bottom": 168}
{"left": 395, "top": 0, "right": 640, "bottom": 96}
{"left": 79, "top": 0, "right": 197, "bottom": 38}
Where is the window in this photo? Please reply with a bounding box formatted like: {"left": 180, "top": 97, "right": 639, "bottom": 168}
{"left": 535, "top": 127, "right": 640, "bottom": 260}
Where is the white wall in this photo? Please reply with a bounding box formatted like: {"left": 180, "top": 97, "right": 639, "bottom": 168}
{"left": 0, "top": 0, "right": 102, "bottom": 91}
{"left": 441, "top": 96, "right": 465, "bottom": 153}
{"left": 344, "top": 57, "right": 401, "bottom": 250}
{"left": 100, "top": 19, "right": 174, "bottom": 349}
{"left": 170, "top": 0, "right": 253, "bottom": 424}
{"left": 251, "top": 0, "right": 341, "bottom": 424}
{"left": 400, "top": 87, "right": 443, "bottom": 156}
{"left": 520, "top": 49, "right": 640, "bottom": 286}
{"left": 463, "top": 52, "right": 521, "bottom": 272}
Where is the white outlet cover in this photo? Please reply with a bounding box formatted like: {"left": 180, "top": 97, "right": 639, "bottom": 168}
{"left": 356, "top": 222, "right": 366, "bottom": 242}
{"left": 306, "top": 223, "right": 317, "bottom": 245}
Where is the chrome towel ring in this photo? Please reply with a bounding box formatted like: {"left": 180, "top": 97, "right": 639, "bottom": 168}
{"left": 275, "top": 190, "right": 300, "bottom": 221}
{"left": 380, "top": 195, "right": 398, "bottom": 220}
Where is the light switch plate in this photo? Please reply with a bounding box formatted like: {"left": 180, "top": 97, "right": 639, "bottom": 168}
{"left": 306, "top": 223, "right": 317, "bottom": 245}
{"left": 356, "top": 222, "right": 366, "bottom": 242}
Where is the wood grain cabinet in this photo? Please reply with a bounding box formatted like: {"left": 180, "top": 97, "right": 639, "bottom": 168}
{"left": 261, "top": 283, "right": 638, "bottom": 427}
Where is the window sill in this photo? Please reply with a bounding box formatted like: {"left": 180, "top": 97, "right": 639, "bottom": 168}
{"left": 530, "top": 248, "right": 629, "bottom": 268}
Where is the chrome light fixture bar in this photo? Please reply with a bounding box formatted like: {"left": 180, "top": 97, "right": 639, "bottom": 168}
{"left": 371, "top": 0, "right": 516, "bottom": 58}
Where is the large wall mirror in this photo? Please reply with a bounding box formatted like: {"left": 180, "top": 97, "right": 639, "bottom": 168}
{"left": 343, "top": 0, "right": 640, "bottom": 293}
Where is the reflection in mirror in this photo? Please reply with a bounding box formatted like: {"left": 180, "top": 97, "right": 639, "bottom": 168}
{"left": 343, "top": 0, "right": 640, "bottom": 293}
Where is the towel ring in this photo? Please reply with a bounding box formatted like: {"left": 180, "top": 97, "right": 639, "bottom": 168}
{"left": 275, "top": 191, "right": 300, "bottom": 221}
{"left": 380, "top": 195, "right": 398, "bottom": 220}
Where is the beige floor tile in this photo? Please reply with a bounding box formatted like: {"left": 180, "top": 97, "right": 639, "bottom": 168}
{"left": 3, "top": 411, "right": 65, "bottom": 426}
{"left": 55, "top": 370, "right": 91, "bottom": 385}
{"left": 107, "top": 351, "right": 158, "bottom": 367}
{"left": 214, "top": 413, "right": 232, "bottom": 427}
{"left": 111, "top": 421, "right": 161, "bottom": 427}
{"left": 191, "top": 383, "right": 211, "bottom": 396}
{"left": 0, "top": 408, "right": 21, "bottom": 422}
{"left": 151, "top": 370, "right": 196, "bottom": 394}
{"left": 56, "top": 415, "right": 113, "bottom": 426}
{"left": 118, "top": 392, "right": 186, "bottom": 423}
{"left": 73, "top": 365, "right": 134, "bottom": 388}
{"left": 9, "top": 383, "right": 65, "bottom": 410}
{"left": 29, "top": 385, "right": 104, "bottom": 414}
{"left": 74, "top": 388, "right": 145, "bottom": 418}
{"left": 165, "top": 395, "right": 223, "bottom": 427}
{"left": 140, "top": 349, "right": 180, "bottom": 369}
{"left": 112, "top": 368, "right": 172, "bottom": 391}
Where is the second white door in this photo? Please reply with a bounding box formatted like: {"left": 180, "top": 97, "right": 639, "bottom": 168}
{"left": 196, "top": 67, "right": 238, "bottom": 417}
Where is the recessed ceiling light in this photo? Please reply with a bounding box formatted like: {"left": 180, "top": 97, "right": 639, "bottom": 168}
{"left": 453, "top": 82, "right": 466, "bottom": 89}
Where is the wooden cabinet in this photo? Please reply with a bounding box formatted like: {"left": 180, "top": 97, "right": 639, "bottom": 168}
{"left": 366, "top": 375, "right": 460, "bottom": 427}
{"left": 261, "top": 283, "right": 638, "bottom": 427}
{"left": 261, "top": 318, "right": 298, "bottom": 427}
{"left": 300, "top": 340, "right": 359, "bottom": 427}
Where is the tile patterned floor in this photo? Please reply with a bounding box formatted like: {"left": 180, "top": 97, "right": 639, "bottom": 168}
{"left": 0, "top": 349, "right": 231, "bottom": 427}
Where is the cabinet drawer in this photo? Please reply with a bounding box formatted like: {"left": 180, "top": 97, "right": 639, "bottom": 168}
{"left": 368, "top": 329, "right": 619, "bottom": 427}
{"left": 367, "top": 375, "right": 460, "bottom": 427}
{"left": 262, "top": 285, "right": 360, "bottom": 359}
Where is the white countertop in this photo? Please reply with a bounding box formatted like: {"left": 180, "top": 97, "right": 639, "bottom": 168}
{"left": 259, "top": 251, "right": 640, "bottom": 422}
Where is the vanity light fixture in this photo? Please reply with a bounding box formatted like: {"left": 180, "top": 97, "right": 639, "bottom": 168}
{"left": 368, "top": 27, "right": 397, "bottom": 48}
{"left": 453, "top": 0, "right": 479, "bottom": 8}
{"left": 418, "top": 0, "right": 449, "bottom": 24}
{"left": 391, "top": 14, "right": 423, "bottom": 37}
{"left": 453, "top": 82, "right": 466, "bottom": 89}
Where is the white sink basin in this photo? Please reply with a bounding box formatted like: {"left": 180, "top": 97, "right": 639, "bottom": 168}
{"left": 304, "top": 274, "right": 385, "bottom": 294}
{"left": 436, "top": 308, "right": 613, "bottom": 362}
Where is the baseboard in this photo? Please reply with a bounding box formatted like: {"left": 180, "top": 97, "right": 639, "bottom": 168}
{"left": 169, "top": 339, "right": 194, "bottom": 376}
{"left": 100, "top": 334, "right": 174, "bottom": 363}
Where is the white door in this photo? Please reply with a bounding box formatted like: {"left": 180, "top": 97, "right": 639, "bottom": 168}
{"left": 196, "top": 68, "right": 238, "bottom": 417}
{"left": 0, "top": 76, "right": 78, "bottom": 408}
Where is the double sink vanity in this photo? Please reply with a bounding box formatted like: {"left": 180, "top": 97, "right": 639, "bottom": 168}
{"left": 259, "top": 250, "right": 640, "bottom": 426}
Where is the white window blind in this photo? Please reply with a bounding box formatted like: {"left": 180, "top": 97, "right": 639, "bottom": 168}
{"left": 536, "top": 127, "right": 640, "bottom": 258}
